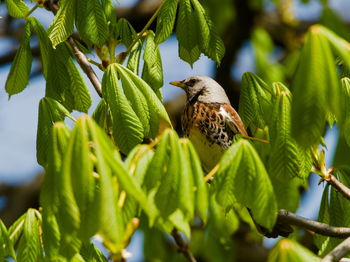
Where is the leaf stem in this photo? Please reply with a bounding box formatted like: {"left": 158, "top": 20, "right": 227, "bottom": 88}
{"left": 124, "top": 0, "right": 165, "bottom": 55}
{"left": 204, "top": 164, "right": 220, "bottom": 182}
{"left": 24, "top": 4, "right": 39, "bottom": 18}
{"left": 242, "top": 135, "right": 269, "bottom": 144}
{"left": 87, "top": 58, "right": 104, "bottom": 70}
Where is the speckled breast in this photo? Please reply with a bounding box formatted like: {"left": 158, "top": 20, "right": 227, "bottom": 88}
{"left": 182, "top": 102, "right": 235, "bottom": 172}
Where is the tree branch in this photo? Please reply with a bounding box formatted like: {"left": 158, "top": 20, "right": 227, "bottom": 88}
{"left": 66, "top": 37, "right": 102, "bottom": 97}
{"left": 325, "top": 174, "right": 350, "bottom": 201}
{"left": 322, "top": 236, "right": 350, "bottom": 262}
{"left": 278, "top": 210, "right": 350, "bottom": 238}
{"left": 171, "top": 229, "right": 197, "bottom": 262}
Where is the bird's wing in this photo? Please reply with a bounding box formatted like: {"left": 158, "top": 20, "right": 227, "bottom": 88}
{"left": 221, "top": 104, "right": 248, "bottom": 136}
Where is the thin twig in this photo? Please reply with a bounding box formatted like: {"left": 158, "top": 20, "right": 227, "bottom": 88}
{"left": 204, "top": 164, "right": 220, "bottom": 182}
{"left": 278, "top": 209, "right": 350, "bottom": 238}
{"left": 171, "top": 229, "right": 197, "bottom": 262}
{"left": 322, "top": 236, "right": 350, "bottom": 262}
{"left": 242, "top": 135, "right": 269, "bottom": 144}
{"left": 123, "top": 0, "right": 165, "bottom": 55}
{"left": 66, "top": 37, "right": 103, "bottom": 97}
{"left": 326, "top": 174, "right": 350, "bottom": 201}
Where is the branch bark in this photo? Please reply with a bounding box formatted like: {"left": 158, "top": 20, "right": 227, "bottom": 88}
{"left": 278, "top": 209, "right": 350, "bottom": 238}
{"left": 171, "top": 229, "right": 197, "bottom": 262}
{"left": 66, "top": 37, "right": 102, "bottom": 97}
{"left": 322, "top": 237, "right": 350, "bottom": 262}
{"left": 326, "top": 174, "right": 350, "bottom": 201}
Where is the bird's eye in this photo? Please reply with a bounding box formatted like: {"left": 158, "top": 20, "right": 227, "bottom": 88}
{"left": 187, "top": 79, "right": 197, "bottom": 86}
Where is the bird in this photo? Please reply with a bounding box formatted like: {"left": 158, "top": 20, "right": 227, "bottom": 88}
{"left": 170, "top": 75, "right": 248, "bottom": 172}
{"left": 170, "top": 76, "right": 293, "bottom": 238}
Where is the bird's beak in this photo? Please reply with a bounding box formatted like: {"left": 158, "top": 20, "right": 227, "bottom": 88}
{"left": 170, "top": 80, "right": 187, "bottom": 89}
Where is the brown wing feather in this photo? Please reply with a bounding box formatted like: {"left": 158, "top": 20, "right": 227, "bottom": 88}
{"left": 222, "top": 104, "right": 248, "bottom": 136}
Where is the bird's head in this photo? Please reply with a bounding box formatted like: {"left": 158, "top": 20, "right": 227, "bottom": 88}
{"left": 170, "top": 75, "right": 230, "bottom": 104}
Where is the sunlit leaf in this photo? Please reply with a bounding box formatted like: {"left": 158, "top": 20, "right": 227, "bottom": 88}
{"left": 5, "top": 0, "right": 29, "bottom": 18}
{"left": 239, "top": 72, "right": 272, "bottom": 131}
{"left": 155, "top": 0, "right": 178, "bottom": 43}
{"left": 176, "top": 0, "right": 200, "bottom": 65}
{"left": 48, "top": 0, "right": 76, "bottom": 48}
{"left": 102, "top": 64, "right": 144, "bottom": 154}
{"left": 291, "top": 26, "right": 339, "bottom": 148}
{"left": 268, "top": 239, "right": 319, "bottom": 262}
{"left": 36, "top": 98, "right": 71, "bottom": 166}
{"left": 142, "top": 30, "right": 163, "bottom": 98}
{"left": 17, "top": 209, "right": 42, "bottom": 262}
{"left": 75, "top": 0, "right": 108, "bottom": 46}
{"left": 215, "top": 139, "right": 277, "bottom": 230}
{"left": 5, "top": 21, "right": 32, "bottom": 96}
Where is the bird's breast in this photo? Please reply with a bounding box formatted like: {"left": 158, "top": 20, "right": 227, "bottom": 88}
{"left": 182, "top": 102, "right": 234, "bottom": 172}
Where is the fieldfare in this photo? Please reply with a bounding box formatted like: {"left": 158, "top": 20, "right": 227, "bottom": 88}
{"left": 170, "top": 76, "right": 248, "bottom": 172}
{"left": 171, "top": 76, "right": 293, "bottom": 238}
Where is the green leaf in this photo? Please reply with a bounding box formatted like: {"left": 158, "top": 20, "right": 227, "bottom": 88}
{"left": 68, "top": 118, "right": 96, "bottom": 240}
{"left": 85, "top": 117, "right": 124, "bottom": 250}
{"left": 123, "top": 146, "right": 155, "bottom": 224}
{"left": 207, "top": 196, "right": 240, "bottom": 238}
{"left": 333, "top": 133, "right": 350, "bottom": 168}
{"left": 143, "top": 131, "right": 171, "bottom": 192}
{"left": 116, "top": 64, "right": 172, "bottom": 137}
{"left": 0, "top": 220, "right": 15, "bottom": 259}
{"left": 36, "top": 98, "right": 71, "bottom": 166}
{"left": 269, "top": 89, "right": 301, "bottom": 179}
{"left": 116, "top": 18, "right": 136, "bottom": 47}
{"left": 17, "top": 209, "right": 41, "bottom": 262}
{"left": 291, "top": 27, "right": 339, "bottom": 148}
{"left": 191, "top": 0, "right": 225, "bottom": 63}
{"left": 127, "top": 41, "right": 142, "bottom": 75}
{"left": 48, "top": 0, "right": 76, "bottom": 48}
{"left": 5, "top": 0, "right": 29, "bottom": 18}
{"left": 5, "top": 21, "right": 32, "bottom": 96}
{"left": 176, "top": 0, "right": 200, "bottom": 65}
{"left": 314, "top": 184, "right": 330, "bottom": 253}
{"left": 66, "top": 59, "right": 92, "bottom": 113}
{"left": 118, "top": 66, "right": 151, "bottom": 137}
{"left": 45, "top": 45, "right": 72, "bottom": 108}
{"left": 317, "top": 25, "right": 350, "bottom": 72}
{"left": 41, "top": 122, "right": 70, "bottom": 259}
{"left": 315, "top": 171, "right": 350, "bottom": 255}
{"left": 28, "top": 17, "right": 51, "bottom": 78}
{"left": 80, "top": 242, "right": 108, "bottom": 262}
{"left": 181, "top": 139, "right": 208, "bottom": 223}
{"left": 8, "top": 213, "right": 26, "bottom": 247}
{"left": 92, "top": 98, "right": 109, "bottom": 128}
{"left": 45, "top": 44, "right": 91, "bottom": 112}
{"left": 155, "top": 0, "right": 178, "bottom": 43}
{"left": 341, "top": 78, "right": 350, "bottom": 146}
{"left": 214, "top": 139, "right": 277, "bottom": 230}
{"left": 56, "top": 124, "right": 83, "bottom": 256}
{"left": 102, "top": 64, "right": 144, "bottom": 154}
{"left": 75, "top": 0, "right": 108, "bottom": 46}
{"left": 142, "top": 30, "right": 164, "bottom": 98}
{"left": 238, "top": 72, "right": 271, "bottom": 131}
{"left": 268, "top": 239, "right": 319, "bottom": 262}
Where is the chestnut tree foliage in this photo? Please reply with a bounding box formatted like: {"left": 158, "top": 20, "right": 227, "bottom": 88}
{"left": 2, "top": 0, "right": 350, "bottom": 261}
